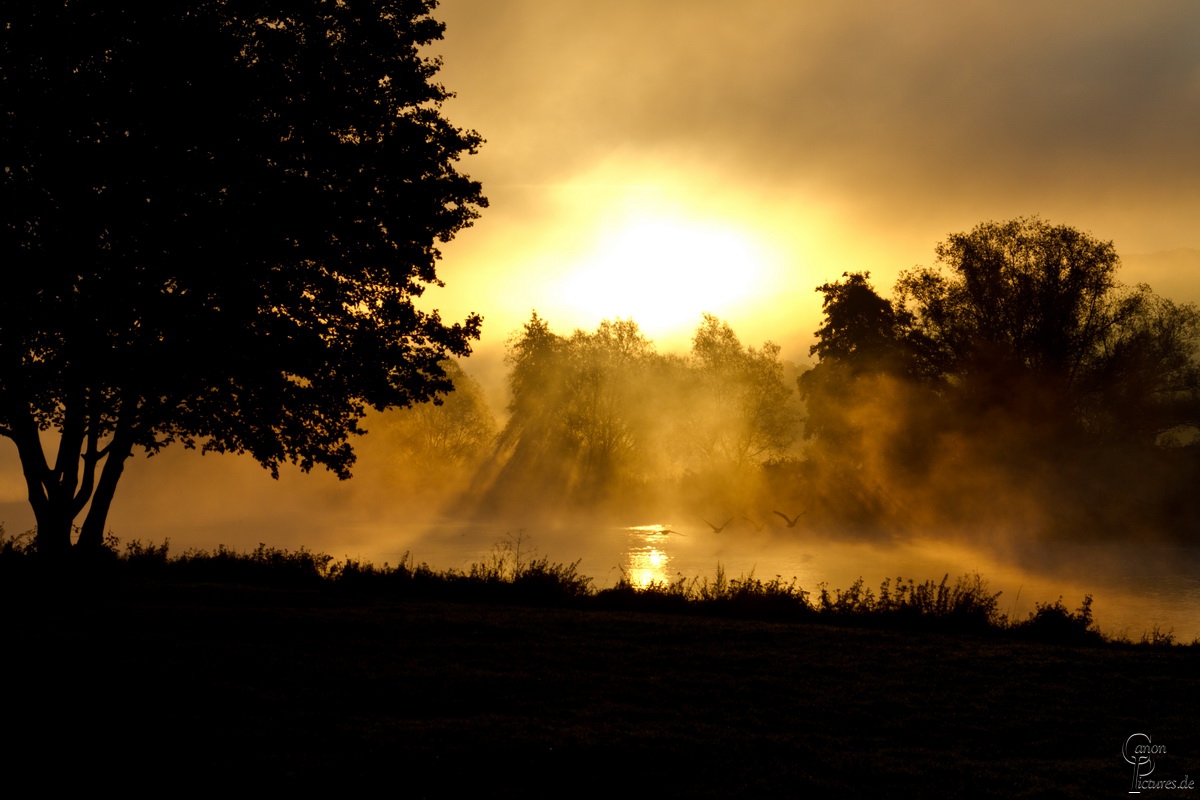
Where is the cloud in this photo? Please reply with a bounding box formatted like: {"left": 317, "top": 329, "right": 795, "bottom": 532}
{"left": 434, "top": 0, "right": 1200, "bottom": 254}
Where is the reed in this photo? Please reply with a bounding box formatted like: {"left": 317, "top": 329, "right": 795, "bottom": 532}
{"left": 0, "top": 528, "right": 1186, "bottom": 646}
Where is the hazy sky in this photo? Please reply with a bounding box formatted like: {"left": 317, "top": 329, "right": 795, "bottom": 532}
{"left": 4, "top": 1, "right": 1200, "bottom": 550}
{"left": 424, "top": 0, "right": 1200, "bottom": 358}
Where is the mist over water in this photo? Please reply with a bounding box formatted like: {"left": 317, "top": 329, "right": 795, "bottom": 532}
{"left": 314, "top": 514, "right": 1198, "bottom": 642}
{"left": 3, "top": 304, "right": 1196, "bottom": 643}
{"left": 348, "top": 297, "right": 1200, "bottom": 642}
{"left": 4, "top": 431, "right": 1192, "bottom": 640}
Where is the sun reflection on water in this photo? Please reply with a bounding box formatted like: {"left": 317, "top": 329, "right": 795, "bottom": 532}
{"left": 623, "top": 525, "right": 682, "bottom": 589}
{"left": 343, "top": 518, "right": 1200, "bottom": 642}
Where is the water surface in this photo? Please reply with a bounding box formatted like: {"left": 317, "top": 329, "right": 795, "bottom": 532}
{"left": 334, "top": 516, "right": 1200, "bottom": 642}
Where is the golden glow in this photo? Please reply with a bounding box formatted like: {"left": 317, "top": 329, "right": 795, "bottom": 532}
{"left": 428, "top": 157, "right": 842, "bottom": 353}
{"left": 557, "top": 216, "right": 767, "bottom": 339}
{"left": 624, "top": 525, "right": 679, "bottom": 589}
{"left": 626, "top": 546, "right": 670, "bottom": 589}
{"left": 424, "top": 1, "right": 1200, "bottom": 359}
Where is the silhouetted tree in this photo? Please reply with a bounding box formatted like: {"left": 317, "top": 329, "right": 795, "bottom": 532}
{"left": 801, "top": 219, "right": 1200, "bottom": 539}
{"left": 0, "top": 2, "right": 486, "bottom": 555}
{"left": 484, "top": 313, "right": 804, "bottom": 517}
{"left": 795, "top": 273, "right": 943, "bottom": 528}
{"left": 495, "top": 312, "right": 570, "bottom": 472}
{"left": 798, "top": 272, "right": 936, "bottom": 447}
{"left": 1078, "top": 290, "right": 1200, "bottom": 444}
{"left": 808, "top": 273, "right": 912, "bottom": 374}
{"left": 895, "top": 217, "right": 1200, "bottom": 443}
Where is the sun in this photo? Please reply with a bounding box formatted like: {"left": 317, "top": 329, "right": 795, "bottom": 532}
{"left": 556, "top": 216, "right": 769, "bottom": 339}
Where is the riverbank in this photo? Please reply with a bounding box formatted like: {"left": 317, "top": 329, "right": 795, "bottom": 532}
{"left": 6, "top": 578, "right": 1197, "bottom": 797}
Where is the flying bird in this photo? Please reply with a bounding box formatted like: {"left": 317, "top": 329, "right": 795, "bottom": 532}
{"left": 704, "top": 518, "right": 734, "bottom": 533}
{"left": 773, "top": 510, "right": 805, "bottom": 528}
{"left": 742, "top": 517, "right": 766, "bottom": 532}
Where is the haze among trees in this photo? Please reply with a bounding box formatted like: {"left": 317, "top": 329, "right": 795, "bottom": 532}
{"left": 469, "top": 312, "right": 804, "bottom": 518}
{"left": 355, "top": 359, "right": 497, "bottom": 502}
{"left": 798, "top": 217, "right": 1200, "bottom": 539}
{"left": 437, "top": 217, "right": 1199, "bottom": 543}
{"left": 2, "top": 9, "right": 1195, "bottom": 550}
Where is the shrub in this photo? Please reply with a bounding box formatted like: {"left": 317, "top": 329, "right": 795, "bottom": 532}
{"left": 1013, "top": 595, "right": 1104, "bottom": 645}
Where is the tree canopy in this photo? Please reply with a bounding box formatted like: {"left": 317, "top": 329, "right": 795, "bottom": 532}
{"left": 686, "top": 314, "right": 800, "bottom": 469}
{"left": 477, "top": 313, "right": 802, "bottom": 515}
{"left": 799, "top": 218, "right": 1200, "bottom": 537}
{"left": 0, "top": 1, "right": 487, "bottom": 554}
{"left": 803, "top": 219, "right": 1200, "bottom": 447}
{"left": 894, "top": 217, "right": 1200, "bottom": 439}
{"left": 808, "top": 272, "right": 913, "bottom": 373}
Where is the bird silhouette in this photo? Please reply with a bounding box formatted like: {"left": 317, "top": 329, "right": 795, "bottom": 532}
{"left": 773, "top": 510, "right": 805, "bottom": 528}
{"left": 704, "top": 518, "right": 734, "bottom": 533}
{"left": 742, "top": 517, "right": 766, "bottom": 532}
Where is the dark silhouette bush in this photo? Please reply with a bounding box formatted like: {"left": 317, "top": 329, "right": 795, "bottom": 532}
{"left": 1013, "top": 595, "right": 1104, "bottom": 645}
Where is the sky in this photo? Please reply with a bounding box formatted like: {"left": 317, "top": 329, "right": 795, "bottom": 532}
{"left": 422, "top": 0, "right": 1200, "bottom": 364}
{"left": 4, "top": 0, "right": 1200, "bottom": 554}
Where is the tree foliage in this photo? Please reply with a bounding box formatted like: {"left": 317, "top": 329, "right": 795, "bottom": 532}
{"left": 808, "top": 272, "right": 913, "bottom": 374}
{"left": 893, "top": 217, "right": 1200, "bottom": 441}
{"left": 490, "top": 315, "right": 658, "bottom": 506}
{"left": 799, "top": 218, "right": 1200, "bottom": 537}
{"left": 0, "top": 2, "right": 487, "bottom": 554}
{"left": 803, "top": 219, "right": 1200, "bottom": 449}
{"left": 798, "top": 272, "right": 930, "bottom": 449}
{"left": 684, "top": 314, "right": 800, "bottom": 468}
{"left": 480, "top": 313, "right": 802, "bottom": 513}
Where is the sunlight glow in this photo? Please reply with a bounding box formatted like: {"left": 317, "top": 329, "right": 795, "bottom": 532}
{"left": 557, "top": 217, "right": 768, "bottom": 338}
{"left": 626, "top": 538, "right": 674, "bottom": 590}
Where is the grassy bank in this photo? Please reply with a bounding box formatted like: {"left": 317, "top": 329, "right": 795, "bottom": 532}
{"left": 5, "top": 576, "right": 1198, "bottom": 797}
{"left": 4, "top": 535, "right": 1198, "bottom": 795}
{"left": 3, "top": 532, "right": 1188, "bottom": 646}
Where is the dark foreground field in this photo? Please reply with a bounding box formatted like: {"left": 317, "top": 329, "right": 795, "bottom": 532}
{"left": 7, "top": 580, "right": 1198, "bottom": 797}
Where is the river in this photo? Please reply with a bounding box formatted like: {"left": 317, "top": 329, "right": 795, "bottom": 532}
{"left": 333, "top": 515, "right": 1200, "bottom": 643}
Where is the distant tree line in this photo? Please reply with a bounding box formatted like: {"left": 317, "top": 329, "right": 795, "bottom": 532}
{"left": 798, "top": 217, "right": 1200, "bottom": 539}
{"left": 373, "top": 217, "right": 1200, "bottom": 541}
{"left": 468, "top": 312, "right": 804, "bottom": 515}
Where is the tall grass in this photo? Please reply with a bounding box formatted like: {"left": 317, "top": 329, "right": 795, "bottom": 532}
{"left": 596, "top": 565, "right": 814, "bottom": 621}
{"left": 0, "top": 527, "right": 1185, "bottom": 646}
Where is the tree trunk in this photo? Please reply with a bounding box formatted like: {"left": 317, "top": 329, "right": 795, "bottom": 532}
{"left": 76, "top": 429, "right": 134, "bottom": 553}
{"left": 6, "top": 401, "right": 134, "bottom": 556}
{"left": 32, "top": 502, "right": 75, "bottom": 557}
{"left": 6, "top": 417, "right": 70, "bottom": 556}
